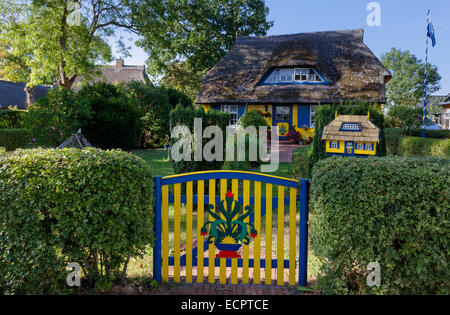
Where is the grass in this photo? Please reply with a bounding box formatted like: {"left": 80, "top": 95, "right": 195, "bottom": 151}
{"left": 129, "top": 147, "right": 321, "bottom": 287}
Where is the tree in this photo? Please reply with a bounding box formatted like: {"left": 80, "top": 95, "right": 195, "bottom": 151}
{"left": 0, "top": 0, "right": 138, "bottom": 104}
{"left": 385, "top": 106, "right": 423, "bottom": 135}
{"left": 134, "top": 0, "right": 273, "bottom": 99}
{"left": 381, "top": 48, "right": 441, "bottom": 108}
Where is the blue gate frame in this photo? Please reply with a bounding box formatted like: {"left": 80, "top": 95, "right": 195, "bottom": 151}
{"left": 152, "top": 172, "right": 310, "bottom": 287}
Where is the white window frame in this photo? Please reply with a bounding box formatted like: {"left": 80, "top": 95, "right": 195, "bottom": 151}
{"left": 330, "top": 141, "right": 339, "bottom": 149}
{"left": 265, "top": 68, "right": 325, "bottom": 84}
{"left": 356, "top": 142, "right": 365, "bottom": 151}
{"left": 221, "top": 105, "right": 239, "bottom": 126}
{"left": 365, "top": 143, "right": 373, "bottom": 151}
{"left": 341, "top": 123, "right": 360, "bottom": 131}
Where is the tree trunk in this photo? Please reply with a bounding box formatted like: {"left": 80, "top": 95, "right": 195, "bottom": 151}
{"left": 24, "top": 84, "right": 35, "bottom": 107}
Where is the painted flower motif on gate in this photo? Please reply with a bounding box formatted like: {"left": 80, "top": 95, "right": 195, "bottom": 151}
{"left": 201, "top": 190, "right": 257, "bottom": 258}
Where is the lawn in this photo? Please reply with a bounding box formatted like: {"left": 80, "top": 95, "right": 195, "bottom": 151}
{"left": 129, "top": 147, "right": 320, "bottom": 287}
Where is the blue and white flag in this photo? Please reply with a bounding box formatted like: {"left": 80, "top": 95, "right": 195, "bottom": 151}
{"left": 427, "top": 11, "right": 437, "bottom": 47}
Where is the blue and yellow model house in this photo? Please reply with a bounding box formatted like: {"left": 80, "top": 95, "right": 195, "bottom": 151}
{"left": 196, "top": 29, "right": 391, "bottom": 140}
{"left": 321, "top": 114, "right": 380, "bottom": 156}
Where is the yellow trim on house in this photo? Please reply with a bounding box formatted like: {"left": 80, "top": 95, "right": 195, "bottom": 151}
{"left": 354, "top": 142, "right": 377, "bottom": 155}
{"left": 325, "top": 140, "right": 345, "bottom": 154}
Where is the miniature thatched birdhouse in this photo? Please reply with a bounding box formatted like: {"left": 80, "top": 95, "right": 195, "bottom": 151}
{"left": 321, "top": 114, "right": 380, "bottom": 156}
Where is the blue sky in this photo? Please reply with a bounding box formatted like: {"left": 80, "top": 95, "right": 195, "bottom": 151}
{"left": 116, "top": 0, "right": 450, "bottom": 95}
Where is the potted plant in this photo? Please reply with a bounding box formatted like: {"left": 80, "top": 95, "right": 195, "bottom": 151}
{"left": 286, "top": 129, "right": 302, "bottom": 144}
{"left": 201, "top": 191, "right": 257, "bottom": 258}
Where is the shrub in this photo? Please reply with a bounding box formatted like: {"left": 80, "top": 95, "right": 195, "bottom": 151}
{"left": 0, "top": 109, "right": 28, "bottom": 129}
{"left": 385, "top": 128, "right": 406, "bottom": 155}
{"left": 79, "top": 83, "right": 144, "bottom": 150}
{"left": 126, "top": 82, "right": 193, "bottom": 149}
{"left": 310, "top": 102, "right": 386, "bottom": 171}
{"left": 385, "top": 106, "right": 423, "bottom": 134}
{"left": 310, "top": 156, "right": 449, "bottom": 294}
{"left": 169, "top": 105, "right": 230, "bottom": 174}
{"left": 289, "top": 145, "right": 313, "bottom": 179}
{"left": 410, "top": 128, "right": 450, "bottom": 139}
{"left": 399, "top": 137, "right": 450, "bottom": 158}
{"left": 238, "top": 110, "right": 268, "bottom": 129}
{"left": 26, "top": 87, "right": 92, "bottom": 146}
{"left": 0, "top": 128, "right": 32, "bottom": 151}
{"left": 0, "top": 148, "right": 154, "bottom": 294}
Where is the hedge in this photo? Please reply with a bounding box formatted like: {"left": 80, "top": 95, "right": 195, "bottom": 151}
{"left": 410, "top": 128, "right": 450, "bottom": 139}
{"left": 169, "top": 105, "right": 230, "bottom": 174}
{"left": 0, "top": 148, "right": 154, "bottom": 294}
{"left": 0, "top": 128, "right": 32, "bottom": 151}
{"left": 310, "top": 156, "right": 449, "bottom": 294}
{"left": 385, "top": 128, "right": 406, "bottom": 155}
{"left": 399, "top": 137, "right": 450, "bottom": 158}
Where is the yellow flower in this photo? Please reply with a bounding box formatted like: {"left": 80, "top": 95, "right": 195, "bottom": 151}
{"left": 221, "top": 236, "right": 237, "bottom": 244}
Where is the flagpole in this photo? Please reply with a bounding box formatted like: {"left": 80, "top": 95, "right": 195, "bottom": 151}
{"left": 422, "top": 10, "right": 430, "bottom": 138}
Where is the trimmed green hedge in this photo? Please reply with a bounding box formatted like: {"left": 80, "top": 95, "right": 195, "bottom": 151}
{"left": 399, "top": 137, "right": 450, "bottom": 158}
{"left": 310, "top": 156, "right": 449, "bottom": 294}
{"left": 385, "top": 128, "right": 406, "bottom": 155}
{"left": 0, "top": 128, "right": 32, "bottom": 151}
{"left": 0, "top": 148, "right": 154, "bottom": 294}
{"left": 410, "top": 128, "right": 450, "bottom": 139}
{"left": 169, "top": 105, "right": 230, "bottom": 174}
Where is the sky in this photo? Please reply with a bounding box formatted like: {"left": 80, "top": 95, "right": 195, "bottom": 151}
{"left": 114, "top": 0, "right": 450, "bottom": 95}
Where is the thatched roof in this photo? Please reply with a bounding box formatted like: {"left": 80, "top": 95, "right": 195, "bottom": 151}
{"left": 197, "top": 29, "right": 391, "bottom": 105}
{"left": 321, "top": 115, "right": 380, "bottom": 142}
{"left": 73, "top": 59, "right": 146, "bottom": 90}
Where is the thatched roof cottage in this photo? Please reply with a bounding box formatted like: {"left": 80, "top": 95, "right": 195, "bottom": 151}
{"left": 196, "top": 29, "right": 391, "bottom": 139}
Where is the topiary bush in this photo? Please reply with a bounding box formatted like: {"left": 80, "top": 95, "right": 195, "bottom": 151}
{"left": 238, "top": 110, "right": 268, "bottom": 129}
{"left": 310, "top": 156, "right": 449, "bottom": 294}
{"left": 0, "top": 128, "right": 32, "bottom": 151}
{"left": 79, "top": 83, "right": 144, "bottom": 151}
{"left": 399, "top": 136, "right": 450, "bottom": 158}
{"left": 0, "top": 148, "right": 154, "bottom": 294}
{"left": 169, "top": 105, "right": 230, "bottom": 174}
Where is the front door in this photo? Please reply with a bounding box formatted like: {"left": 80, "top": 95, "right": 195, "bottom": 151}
{"left": 273, "top": 105, "right": 292, "bottom": 138}
{"left": 345, "top": 141, "right": 354, "bottom": 156}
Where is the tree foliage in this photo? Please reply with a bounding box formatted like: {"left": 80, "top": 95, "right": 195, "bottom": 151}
{"left": 134, "top": 0, "right": 273, "bottom": 98}
{"left": 381, "top": 48, "right": 441, "bottom": 108}
{"left": 0, "top": 0, "right": 137, "bottom": 90}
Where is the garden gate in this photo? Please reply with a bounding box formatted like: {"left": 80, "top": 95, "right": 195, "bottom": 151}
{"left": 153, "top": 171, "right": 309, "bottom": 286}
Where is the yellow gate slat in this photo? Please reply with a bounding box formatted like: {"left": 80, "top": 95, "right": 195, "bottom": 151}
{"left": 197, "top": 180, "right": 204, "bottom": 283}
{"left": 219, "top": 179, "right": 227, "bottom": 284}
{"left": 265, "top": 184, "right": 273, "bottom": 285}
{"left": 242, "top": 180, "right": 250, "bottom": 284}
{"left": 208, "top": 179, "right": 215, "bottom": 284}
{"left": 254, "top": 181, "right": 261, "bottom": 284}
{"left": 186, "top": 181, "right": 193, "bottom": 283}
{"left": 162, "top": 185, "right": 169, "bottom": 282}
{"left": 231, "top": 178, "right": 239, "bottom": 284}
{"left": 174, "top": 183, "right": 181, "bottom": 283}
{"left": 289, "top": 187, "right": 297, "bottom": 285}
{"left": 277, "top": 186, "right": 284, "bottom": 285}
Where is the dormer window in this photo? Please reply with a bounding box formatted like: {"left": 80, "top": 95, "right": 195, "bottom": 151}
{"left": 262, "top": 68, "right": 327, "bottom": 85}
{"left": 340, "top": 123, "right": 361, "bottom": 131}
